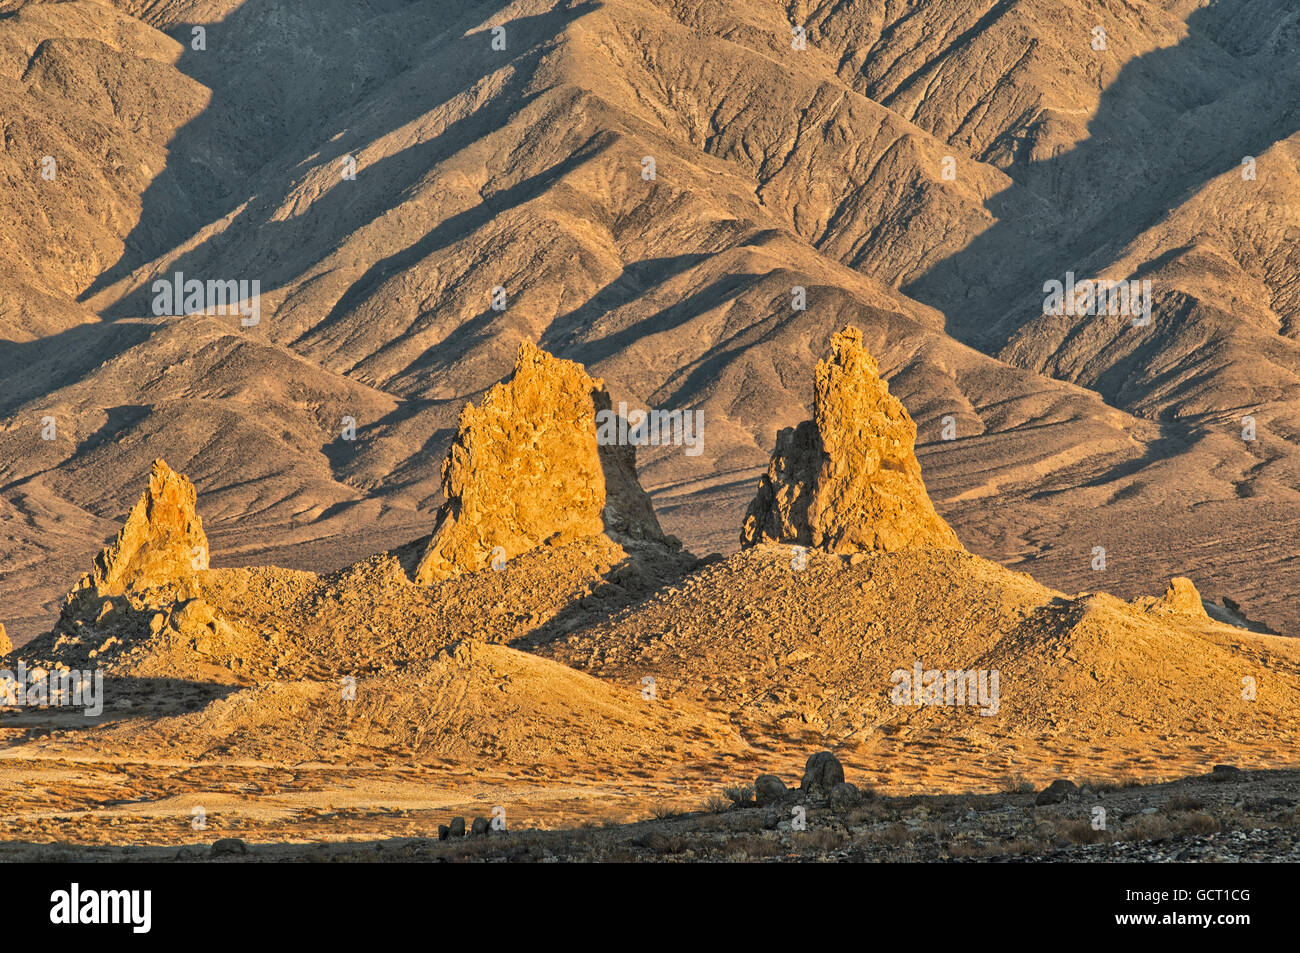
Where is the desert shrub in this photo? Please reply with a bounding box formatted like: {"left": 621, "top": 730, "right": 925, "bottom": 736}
{"left": 873, "top": 823, "right": 911, "bottom": 846}
{"left": 846, "top": 802, "right": 887, "bottom": 824}
{"left": 799, "top": 828, "right": 848, "bottom": 851}
{"left": 723, "top": 784, "right": 755, "bottom": 808}
{"left": 1057, "top": 819, "right": 1110, "bottom": 844}
{"left": 1123, "top": 814, "right": 1177, "bottom": 841}
{"left": 1077, "top": 776, "right": 1121, "bottom": 793}
{"left": 1180, "top": 812, "right": 1220, "bottom": 835}
{"left": 947, "top": 840, "right": 989, "bottom": 858}
{"left": 703, "top": 794, "right": 732, "bottom": 814}
{"left": 642, "top": 832, "right": 691, "bottom": 854}
{"left": 1000, "top": 774, "right": 1036, "bottom": 794}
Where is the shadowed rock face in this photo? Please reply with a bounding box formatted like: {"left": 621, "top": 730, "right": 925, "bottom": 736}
{"left": 741, "top": 326, "right": 962, "bottom": 554}
{"left": 414, "top": 342, "right": 666, "bottom": 584}
{"left": 71, "top": 459, "right": 209, "bottom": 601}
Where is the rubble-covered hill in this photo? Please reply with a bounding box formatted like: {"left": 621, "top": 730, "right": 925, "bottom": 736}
{"left": 535, "top": 331, "right": 1300, "bottom": 785}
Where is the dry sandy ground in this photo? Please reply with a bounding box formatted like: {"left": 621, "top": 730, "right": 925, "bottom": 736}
{"left": 1, "top": 752, "right": 1296, "bottom": 863}
{"left": 2, "top": 541, "right": 1297, "bottom": 861}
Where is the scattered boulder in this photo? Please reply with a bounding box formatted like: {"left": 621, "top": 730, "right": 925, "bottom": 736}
{"left": 829, "top": 782, "right": 861, "bottom": 812}
{"left": 171, "top": 599, "right": 218, "bottom": 635}
{"left": 800, "top": 751, "right": 845, "bottom": 799}
{"left": 1035, "top": 779, "right": 1079, "bottom": 806}
{"left": 1211, "top": 764, "right": 1242, "bottom": 782}
{"left": 210, "top": 837, "right": 248, "bottom": 857}
{"left": 449, "top": 816, "right": 467, "bottom": 838}
{"left": 166, "top": 597, "right": 246, "bottom": 658}
{"left": 437, "top": 824, "right": 451, "bottom": 841}
{"left": 1204, "top": 596, "right": 1277, "bottom": 634}
{"left": 471, "top": 816, "right": 490, "bottom": 837}
{"left": 754, "top": 774, "right": 789, "bottom": 806}
{"left": 741, "top": 326, "right": 962, "bottom": 554}
{"left": 415, "top": 342, "right": 666, "bottom": 584}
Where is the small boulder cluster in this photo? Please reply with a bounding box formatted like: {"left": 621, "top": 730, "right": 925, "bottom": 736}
{"left": 437, "top": 814, "right": 499, "bottom": 840}
{"left": 1034, "top": 779, "right": 1078, "bottom": 806}
{"left": 751, "top": 751, "right": 865, "bottom": 816}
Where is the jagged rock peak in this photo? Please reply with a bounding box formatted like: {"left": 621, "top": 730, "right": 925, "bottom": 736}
{"left": 741, "top": 326, "right": 962, "bottom": 554}
{"left": 1138, "top": 576, "right": 1210, "bottom": 620}
{"left": 72, "top": 459, "right": 209, "bottom": 600}
{"left": 415, "top": 341, "right": 666, "bottom": 584}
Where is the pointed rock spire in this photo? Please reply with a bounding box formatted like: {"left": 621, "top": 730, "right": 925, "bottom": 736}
{"left": 72, "top": 459, "right": 210, "bottom": 599}
{"left": 1139, "top": 577, "right": 1210, "bottom": 620}
{"left": 414, "top": 341, "right": 666, "bottom": 584}
{"left": 741, "top": 326, "right": 962, "bottom": 554}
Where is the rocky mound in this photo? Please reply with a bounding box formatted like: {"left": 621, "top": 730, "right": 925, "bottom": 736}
{"left": 189, "top": 535, "right": 698, "bottom": 682}
{"left": 741, "top": 327, "right": 961, "bottom": 554}
{"left": 20, "top": 528, "right": 697, "bottom": 689}
{"left": 17, "top": 460, "right": 257, "bottom": 680}
{"left": 541, "top": 544, "right": 1300, "bottom": 789}
{"left": 91, "top": 639, "right": 750, "bottom": 771}
{"left": 414, "top": 342, "right": 670, "bottom": 584}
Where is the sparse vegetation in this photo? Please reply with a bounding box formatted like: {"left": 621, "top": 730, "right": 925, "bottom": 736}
{"left": 1, "top": 0, "right": 1300, "bottom": 872}
{"left": 1000, "top": 774, "right": 1037, "bottom": 794}
{"left": 721, "top": 836, "right": 784, "bottom": 859}
{"left": 723, "top": 784, "right": 755, "bottom": 808}
{"left": 703, "top": 794, "right": 733, "bottom": 814}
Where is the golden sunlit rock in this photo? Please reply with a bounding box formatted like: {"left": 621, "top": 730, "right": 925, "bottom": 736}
{"left": 742, "top": 326, "right": 962, "bottom": 554}
{"left": 71, "top": 459, "right": 209, "bottom": 601}
{"left": 415, "top": 341, "right": 666, "bottom": 584}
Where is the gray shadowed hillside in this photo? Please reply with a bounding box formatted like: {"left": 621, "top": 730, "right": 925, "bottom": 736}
{"left": 1, "top": 0, "right": 1298, "bottom": 642}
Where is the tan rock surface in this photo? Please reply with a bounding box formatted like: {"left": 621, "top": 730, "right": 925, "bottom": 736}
{"left": 741, "top": 326, "right": 962, "bottom": 554}
{"left": 1137, "top": 576, "right": 1211, "bottom": 621}
{"left": 1, "top": 0, "right": 1300, "bottom": 863}
{"left": 542, "top": 545, "right": 1300, "bottom": 777}
{"left": 3, "top": 1, "right": 1300, "bottom": 641}
{"left": 13, "top": 460, "right": 236, "bottom": 676}
{"left": 415, "top": 342, "right": 665, "bottom": 584}
{"left": 68, "top": 459, "right": 209, "bottom": 601}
